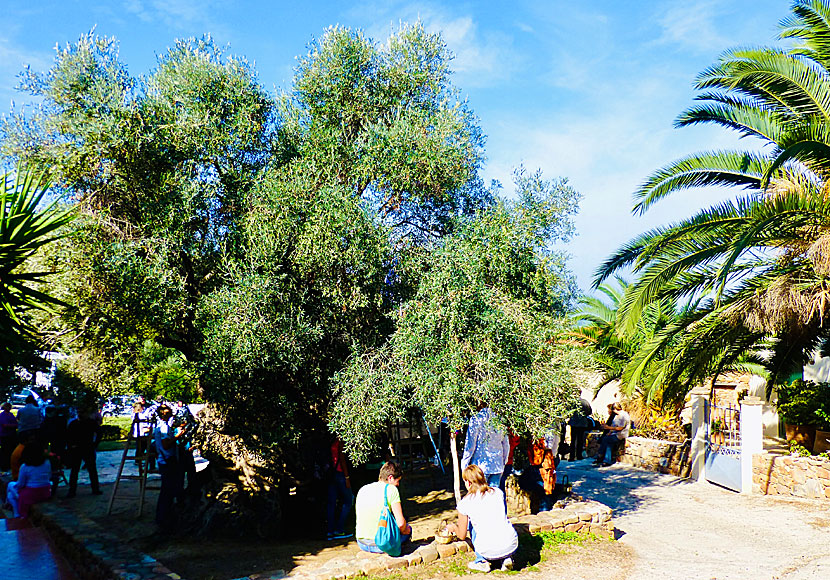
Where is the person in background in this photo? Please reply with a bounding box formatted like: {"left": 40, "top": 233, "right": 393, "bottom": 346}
{"left": 154, "top": 404, "right": 181, "bottom": 528}
{"left": 0, "top": 402, "right": 18, "bottom": 471}
{"left": 3, "top": 433, "right": 32, "bottom": 517}
{"left": 445, "top": 464, "right": 518, "bottom": 573}
{"left": 498, "top": 431, "right": 521, "bottom": 496}
{"left": 17, "top": 439, "right": 52, "bottom": 518}
{"left": 326, "top": 436, "right": 353, "bottom": 540}
{"left": 355, "top": 462, "right": 411, "bottom": 554}
{"left": 594, "top": 402, "right": 631, "bottom": 467}
{"left": 568, "top": 398, "right": 594, "bottom": 461}
{"left": 66, "top": 403, "right": 103, "bottom": 497}
{"left": 16, "top": 395, "right": 42, "bottom": 441}
{"left": 172, "top": 400, "right": 198, "bottom": 500}
{"left": 526, "top": 437, "right": 556, "bottom": 512}
{"left": 461, "top": 405, "right": 510, "bottom": 488}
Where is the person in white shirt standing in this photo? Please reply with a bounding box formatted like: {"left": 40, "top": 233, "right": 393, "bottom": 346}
{"left": 446, "top": 464, "right": 518, "bottom": 572}
{"left": 594, "top": 402, "right": 631, "bottom": 466}
{"left": 461, "top": 406, "right": 510, "bottom": 488}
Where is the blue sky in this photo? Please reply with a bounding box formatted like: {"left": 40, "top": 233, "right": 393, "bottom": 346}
{"left": 2, "top": 0, "right": 791, "bottom": 292}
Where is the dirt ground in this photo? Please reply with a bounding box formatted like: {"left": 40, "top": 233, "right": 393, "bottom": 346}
{"left": 51, "top": 453, "right": 830, "bottom": 580}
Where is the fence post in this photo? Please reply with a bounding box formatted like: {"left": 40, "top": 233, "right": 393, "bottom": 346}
{"left": 740, "top": 396, "right": 763, "bottom": 495}
{"left": 689, "top": 386, "right": 708, "bottom": 481}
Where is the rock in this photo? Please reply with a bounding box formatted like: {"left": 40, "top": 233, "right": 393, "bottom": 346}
{"left": 436, "top": 543, "right": 457, "bottom": 558}
{"left": 418, "top": 545, "right": 440, "bottom": 564}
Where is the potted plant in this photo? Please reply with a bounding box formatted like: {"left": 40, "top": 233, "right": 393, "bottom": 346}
{"left": 776, "top": 380, "right": 830, "bottom": 452}
{"left": 815, "top": 409, "right": 830, "bottom": 455}
{"left": 710, "top": 418, "right": 726, "bottom": 446}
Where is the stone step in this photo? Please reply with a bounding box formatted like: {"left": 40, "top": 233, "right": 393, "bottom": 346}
{"left": 0, "top": 526, "right": 77, "bottom": 580}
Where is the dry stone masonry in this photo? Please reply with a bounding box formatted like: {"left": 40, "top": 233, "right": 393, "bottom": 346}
{"left": 236, "top": 498, "right": 615, "bottom": 580}
{"left": 752, "top": 453, "right": 830, "bottom": 499}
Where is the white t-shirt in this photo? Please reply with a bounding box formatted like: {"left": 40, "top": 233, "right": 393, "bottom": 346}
{"left": 612, "top": 411, "right": 631, "bottom": 438}
{"left": 458, "top": 488, "right": 518, "bottom": 559}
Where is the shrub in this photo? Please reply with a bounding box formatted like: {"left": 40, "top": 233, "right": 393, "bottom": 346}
{"left": 776, "top": 380, "right": 830, "bottom": 429}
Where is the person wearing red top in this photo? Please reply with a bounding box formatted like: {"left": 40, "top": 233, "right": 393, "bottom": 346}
{"left": 326, "top": 437, "right": 353, "bottom": 540}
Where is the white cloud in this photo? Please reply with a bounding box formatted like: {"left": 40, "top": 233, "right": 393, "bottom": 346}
{"left": 120, "top": 0, "right": 231, "bottom": 34}
{"left": 350, "top": 1, "right": 521, "bottom": 88}
{"left": 653, "top": 0, "right": 729, "bottom": 54}
{"left": 0, "top": 36, "right": 51, "bottom": 110}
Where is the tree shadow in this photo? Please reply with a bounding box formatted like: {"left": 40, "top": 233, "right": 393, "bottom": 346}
{"left": 561, "top": 460, "right": 700, "bottom": 518}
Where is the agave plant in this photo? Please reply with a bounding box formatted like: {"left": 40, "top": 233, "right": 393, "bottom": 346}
{"left": 0, "top": 165, "right": 74, "bottom": 346}
{"left": 597, "top": 0, "right": 830, "bottom": 391}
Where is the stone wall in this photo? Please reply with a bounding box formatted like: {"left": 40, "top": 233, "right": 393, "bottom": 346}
{"left": 752, "top": 453, "right": 830, "bottom": 499}
{"left": 616, "top": 436, "right": 691, "bottom": 478}
{"left": 584, "top": 433, "right": 691, "bottom": 478}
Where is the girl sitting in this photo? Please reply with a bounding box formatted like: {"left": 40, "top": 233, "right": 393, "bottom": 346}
{"left": 17, "top": 440, "right": 53, "bottom": 518}
{"left": 446, "top": 464, "right": 518, "bottom": 573}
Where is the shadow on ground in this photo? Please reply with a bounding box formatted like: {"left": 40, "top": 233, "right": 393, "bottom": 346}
{"left": 560, "top": 459, "right": 699, "bottom": 519}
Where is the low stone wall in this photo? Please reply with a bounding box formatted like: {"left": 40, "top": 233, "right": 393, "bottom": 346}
{"left": 237, "top": 499, "right": 615, "bottom": 580}
{"left": 616, "top": 436, "right": 691, "bottom": 478}
{"left": 752, "top": 453, "right": 830, "bottom": 499}
{"left": 30, "top": 502, "right": 181, "bottom": 580}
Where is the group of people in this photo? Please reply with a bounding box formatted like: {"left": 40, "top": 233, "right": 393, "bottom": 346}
{"left": 1, "top": 395, "right": 104, "bottom": 517}
{"left": 339, "top": 400, "right": 631, "bottom": 573}
{"left": 129, "top": 398, "right": 199, "bottom": 528}
{"left": 1, "top": 394, "right": 199, "bottom": 526}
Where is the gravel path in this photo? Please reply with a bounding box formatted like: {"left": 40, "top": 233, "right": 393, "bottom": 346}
{"left": 560, "top": 459, "right": 830, "bottom": 580}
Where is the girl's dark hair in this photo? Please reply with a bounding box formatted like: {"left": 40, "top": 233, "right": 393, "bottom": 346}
{"left": 21, "top": 440, "right": 47, "bottom": 467}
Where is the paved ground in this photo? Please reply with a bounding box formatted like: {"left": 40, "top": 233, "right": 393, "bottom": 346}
{"left": 561, "top": 459, "right": 830, "bottom": 580}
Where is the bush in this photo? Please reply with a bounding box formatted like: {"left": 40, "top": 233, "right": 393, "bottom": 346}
{"left": 776, "top": 380, "right": 830, "bottom": 429}
{"left": 100, "top": 416, "right": 132, "bottom": 441}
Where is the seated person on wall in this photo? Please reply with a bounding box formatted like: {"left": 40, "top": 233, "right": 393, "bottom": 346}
{"left": 593, "top": 402, "right": 630, "bottom": 467}
{"left": 355, "top": 461, "right": 411, "bottom": 554}
{"left": 445, "top": 464, "right": 519, "bottom": 573}
{"left": 17, "top": 439, "right": 52, "bottom": 518}
{"left": 520, "top": 437, "right": 557, "bottom": 512}
{"left": 4, "top": 432, "right": 33, "bottom": 517}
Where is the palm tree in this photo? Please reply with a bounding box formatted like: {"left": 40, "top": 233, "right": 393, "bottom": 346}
{"left": 597, "top": 0, "right": 830, "bottom": 390}
{"left": 571, "top": 278, "right": 672, "bottom": 387}
{"left": 0, "top": 165, "right": 74, "bottom": 348}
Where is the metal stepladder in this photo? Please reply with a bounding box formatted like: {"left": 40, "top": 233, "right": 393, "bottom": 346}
{"left": 106, "top": 413, "right": 159, "bottom": 516}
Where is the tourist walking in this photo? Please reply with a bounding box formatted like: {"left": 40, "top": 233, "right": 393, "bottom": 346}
{"left": 461, "top": 406, "right": 510, "bottom": 488}
{"left": 66, "top": 404, "right": 102, "bottom": 497}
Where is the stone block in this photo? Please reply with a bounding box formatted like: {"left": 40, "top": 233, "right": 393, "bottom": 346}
{"left": 454, "top": 541, "right": 470, "bottom": 553}
{"left": 564, "top": 523, "right": 583, "bottom": 532}
{"left": 578, "top": 512, "right": 592, "bottom": 522}
{"left": 805, "top": 479, "right": 825, "bottom": 499}
{"left": 360, "top": 559, "right": 387, "bottom": 576}
{"left": 386, "top": 557, "right": 409, "bottom": 570}
{"left": 418, "top": 545, "right": 440, "bottom": 564}
{"left": 405, "top": 553, "right": 423, "bottom": 567}
{"left": 436, "top": 543, "right": 457, "bottom": 559}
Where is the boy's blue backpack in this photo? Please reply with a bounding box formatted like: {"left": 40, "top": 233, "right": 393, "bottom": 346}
{"left": 374, "top": 484, "right": 402, "bottom": 556}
